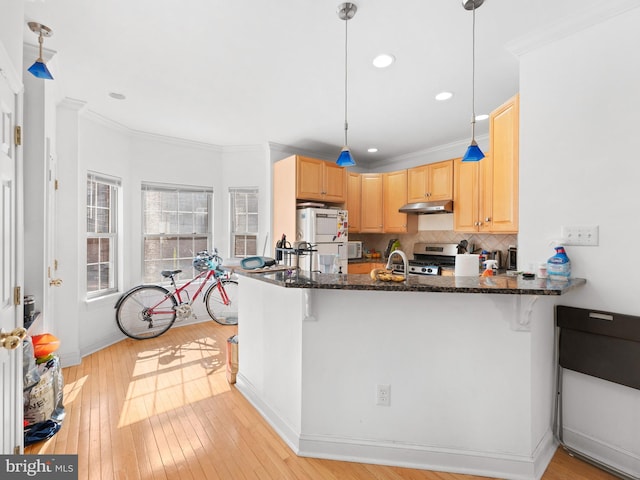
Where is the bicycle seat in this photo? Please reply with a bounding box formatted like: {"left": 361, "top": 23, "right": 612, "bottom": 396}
{"left": 161, "top": 270, "right": 182, "bottom": 278}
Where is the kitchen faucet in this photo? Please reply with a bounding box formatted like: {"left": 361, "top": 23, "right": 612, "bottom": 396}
{"left": 386, "top": 249, "right": 408, "bottom": 277}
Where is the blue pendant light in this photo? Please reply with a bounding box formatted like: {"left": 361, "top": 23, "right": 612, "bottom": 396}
{"left": 27, "top": 22, "right": 54, "bottom": 80}
{"left": 462, "top": 0, "right": 484, "bottom": 162}
{"left": 336, "top": 3, "right": 357, "bottom": 167}
{"left": 337, "top": 147, "right": 356, "bottom": 167}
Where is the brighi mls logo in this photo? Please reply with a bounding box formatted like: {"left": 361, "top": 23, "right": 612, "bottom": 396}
{"left": 1, "top": 455, "right": 77, "bottom": 479}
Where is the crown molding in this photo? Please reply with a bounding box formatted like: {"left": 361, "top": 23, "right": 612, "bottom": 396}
{"left": 58, "top": 97, "right": 88, "bottom": 112}
{"left": 23, "top": 42, "right": 56, "bottom": 62}
{"left": 369, "top": 134, "right": 489, "bottom": 171}
{"left": 0, "top": 41, "right": 23, "bottom": 94}
{"left": 506, "top": 0, "right": 640, "bottom": 57}
{"left": 268, "top": 141, "right": 335, "bottom": 163}
{"left": 75, "top": 107, "right": 224, "bottom": 152}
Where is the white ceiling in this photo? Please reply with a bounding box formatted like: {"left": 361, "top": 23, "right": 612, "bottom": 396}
{"left": 23, "top": 0, "right": 602, "bottom": 163}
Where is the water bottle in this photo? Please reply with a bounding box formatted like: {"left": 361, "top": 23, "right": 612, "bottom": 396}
{"left": 547, "top": 246, "right": 571, "bottom": 282}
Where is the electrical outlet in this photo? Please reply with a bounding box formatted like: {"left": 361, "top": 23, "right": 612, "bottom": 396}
{"left": 561, "top": 225, "right": 599, "bottom": 246}
{"left": 375, "top": 384, "right": 390, "bottom": 406}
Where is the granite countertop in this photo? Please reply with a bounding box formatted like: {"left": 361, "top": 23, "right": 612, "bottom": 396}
{"left": 234, "top": 269, "right": 586, "bottom": 295}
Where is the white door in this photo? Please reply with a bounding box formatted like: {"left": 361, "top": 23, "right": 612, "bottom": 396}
{"left": 0, "top": 67, "right": 21, "bottom": 454}
{"left": 45, "top": 138, "right": 59, "bottom": 317}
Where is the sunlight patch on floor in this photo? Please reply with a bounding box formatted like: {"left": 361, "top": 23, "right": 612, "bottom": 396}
{"left": 118, "top": 336, "right": 230, "bottom": 428}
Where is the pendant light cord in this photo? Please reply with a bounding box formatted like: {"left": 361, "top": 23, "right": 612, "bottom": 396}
{"left": 470, "top": 3, "right": 477, "bottom": 141}
{"left": 344, "top": 16, "right": 349, "bottom": 146}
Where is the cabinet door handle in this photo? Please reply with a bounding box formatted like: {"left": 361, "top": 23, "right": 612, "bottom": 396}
{"left": 485, "top": 217, "right": 491, "bottom": 222}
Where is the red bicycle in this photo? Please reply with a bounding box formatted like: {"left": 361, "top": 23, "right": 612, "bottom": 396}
{"left": 114, "top": 249, "right": 238, "bottom": 339}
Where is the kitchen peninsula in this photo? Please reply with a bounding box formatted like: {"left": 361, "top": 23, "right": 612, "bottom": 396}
{"left": 235, "top": 271, "right": 586, "bottom": 480}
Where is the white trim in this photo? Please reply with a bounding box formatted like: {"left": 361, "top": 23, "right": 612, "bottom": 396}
{"left": 378, "top": 134, "right": 489, "bottom": 169}
{"left": 58, "top": 97, "right": 88, "bottom": 113}
{"left": 506, "top": 0, "right": 640, "bottom": 57}
{"left": 23, "top": 43, "right": 56, "bottom": 63}
{"left": 235, "top": 373, "right": 301, "bottom": 453}
{"left": 268, "top": 142, "right": 336, "bottom": 163}
{"left": 0, "top": 41, "right": 23, "bottom": 94}
{"left": 562, "top": 428, "right": 640, "bottom": 479}
{"left": 236, "top": 372, "right": 557, "bottom": 480}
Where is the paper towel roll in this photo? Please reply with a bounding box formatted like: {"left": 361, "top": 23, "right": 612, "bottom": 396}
{"left": 455, "top": 254, "right": 479, "bottom": 276}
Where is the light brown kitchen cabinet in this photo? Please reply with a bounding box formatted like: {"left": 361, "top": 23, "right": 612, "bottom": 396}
{"left": 407, "top": 159, "right": 453, "bottom": 203}
{"left": 346, "top": 171, "right": 361, "bottom": 233}
{"left": 348, "top": 262, "right": 385, "bottom": 274}
{"left": 486, "top": 94, "right": 519, "bottom": 233}
{"left": 296, "top": 155, "right": 346, "bottom": 203}
{"left": 383, "top": 170, "right": 416, "bottom": 233}
{"left": 453, "top": 93, "right": 519, "bottom": 233}
{"left": 360, "top": 173, "right": 383, "bottom": 233}
{"left": 453, "top": 157, "right": 480, "bottom": 232}
{"left": 273, "top": 155, "right": 347, "bottom": 249}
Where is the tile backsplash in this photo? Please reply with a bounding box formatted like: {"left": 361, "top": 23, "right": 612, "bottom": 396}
{"left": 350, "top": 231, "right": 517, "bottom": 268}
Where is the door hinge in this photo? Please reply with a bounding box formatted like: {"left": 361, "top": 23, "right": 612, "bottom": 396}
{"left": 13, "top": 286, "right": 21, "bottom": 306}
{"left": 14, "top": 126, "right": 22, "bottom": 146}
{"left": 55, "top": 179, "right": 59, "bottom": 190}
{"left": 54, "top": 259, "right": 59, "bottom": 270}
{"left": 14, "top": 445, "right": 20, "bottom": 455}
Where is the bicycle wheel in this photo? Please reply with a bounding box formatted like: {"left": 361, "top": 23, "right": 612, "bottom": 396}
{"left": 205, "top": 279, "right": 239, "bottom": 325}
{"left": 115, "top": 285, "right": 177, "bottom": 339}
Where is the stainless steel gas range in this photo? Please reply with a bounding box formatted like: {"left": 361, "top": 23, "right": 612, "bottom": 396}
{"left": 408, "top": 243, "right": 459, "bottom": 276}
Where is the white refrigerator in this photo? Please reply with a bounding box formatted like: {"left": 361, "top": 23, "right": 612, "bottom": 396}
{"left": 295, "top": 207, "right": 348, "bottom": 273}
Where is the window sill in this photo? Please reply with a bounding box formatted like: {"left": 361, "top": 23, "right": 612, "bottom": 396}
{"left": 85, "top": 291, "right": 122, "bottom": 309}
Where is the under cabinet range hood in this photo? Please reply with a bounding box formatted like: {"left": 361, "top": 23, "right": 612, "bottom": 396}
{"left": 398, "top": 200, "right": 453, "bottom": 214}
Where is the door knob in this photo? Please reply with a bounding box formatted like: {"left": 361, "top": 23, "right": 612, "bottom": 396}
{"left": 0, "top": 327, "right": 27, "bottom": 350}
{"left": 49, "top": 278, "right": 63, "bottom": 287}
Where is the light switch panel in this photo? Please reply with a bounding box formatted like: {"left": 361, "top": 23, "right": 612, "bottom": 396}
{"left": 561, "top": 225, "right": 599, "bottom": 246}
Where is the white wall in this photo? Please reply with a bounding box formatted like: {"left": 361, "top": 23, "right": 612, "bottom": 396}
{"left": 517, "top": 5, "right": 640, "bottom": 475}
{"left": 0, "top": 0, "right": 23, "bottom": 74}
{"left": 51, "top": 107, "right": 270, "bottom": 360}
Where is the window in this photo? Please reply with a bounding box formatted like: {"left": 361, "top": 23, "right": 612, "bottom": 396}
{"left": 86, "top": 173, "right": 120, "bottom": 298}
{"left": 230, "top": 187, "right": 259, "bottom": 257}
{"left": 142, "top": 183, "right": 213, "bottom": 282}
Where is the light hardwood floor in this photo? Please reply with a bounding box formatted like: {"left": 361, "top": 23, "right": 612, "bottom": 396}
{"left": 25, "top": 322, "right": 617, "bottom": 480}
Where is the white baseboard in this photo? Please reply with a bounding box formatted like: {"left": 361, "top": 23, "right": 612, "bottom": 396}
{"left": 562, "top": 428, "right": 640, "bottom": 479}
{"left": 236, "top": 373, "right": 556, "bottom": 480}
{"left": 235, "top": 374, "right": 301, "bottom": 453}
{"left": 56, "top": 351, "right": 82, "bottom": 368}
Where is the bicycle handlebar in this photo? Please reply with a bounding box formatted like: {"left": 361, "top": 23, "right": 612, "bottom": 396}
{"left": 194, "top": 249, "right": 225, "bottom": 273}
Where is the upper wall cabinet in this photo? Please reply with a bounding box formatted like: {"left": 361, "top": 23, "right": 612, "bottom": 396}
{"left": 407, "top": 159, "right": 453, "bottom": 203}
{"left": 454, "top": 94, "right": 519, "bottom": 233}
{"left": 346, "top": 171, "right": 361, "bottom": 233}
{"left": 296, "top": 156, "right": 346, "bottom": 203}
{"left": 486, "top": 94, "right": 519, "bottom": 233}
{"left": 359, "top": 173, "right": 384, "bottom": 233}
{"left": 383, "top": 169, "right": 417, "bottom": 234}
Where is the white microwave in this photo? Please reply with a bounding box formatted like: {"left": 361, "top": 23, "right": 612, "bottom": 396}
{"left": 347, "top": 241, "right": 362, "bottom": 259}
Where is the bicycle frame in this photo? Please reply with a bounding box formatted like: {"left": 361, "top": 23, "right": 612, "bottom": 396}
{"left": 146, "top": 268, "right": 230, "bottom": 316}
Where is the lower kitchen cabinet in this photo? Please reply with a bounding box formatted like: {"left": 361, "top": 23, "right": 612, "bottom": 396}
{"left": 348, "top": 262, "right": 385, "bottom": 274}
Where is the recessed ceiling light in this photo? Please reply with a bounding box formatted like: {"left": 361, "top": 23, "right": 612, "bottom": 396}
{"left": 109, "top": 92, "right": 126, "bottom": 100}
{"left": 475, "top": 114, "right": 489, "bottom": 121}
{"left": 372, "top": 54, "right": 395, "bottom": 69}
{"left": 367, "top": 147, "right": 378, "bottom": 153}
{"left": 435, "top": 91, "right": 454, "bottom": 101}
